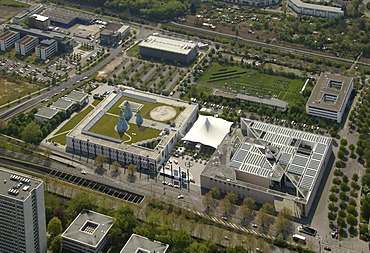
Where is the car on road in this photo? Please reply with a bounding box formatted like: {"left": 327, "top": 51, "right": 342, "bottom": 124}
{"left": 177, "top": 194, "right": 184, "bottom": 199}
{"left": 81, "top": 170, "right": 87, "bottom": 175}
{"left": 162, "top": 181, "right": 168, "bottom": 185}
{"left": 173, "top": 159, "right": 178, "bottom": 164}
{"left": 174, "top": 184, "right": 180, "bottom": 189}
{"left": 324, "top": 246, "right": 331, "bottom": 251}
{"left": 221, "top": 216, "right": 228, "bottom": 221}
{"left": 168, "top": 183, "right": 174, "bottom": 187}
{"left": 52, "top": 93, "right": 58, "bottom": 98}
{"left": 252, "top": 224, "right": 258, "bottom": 228}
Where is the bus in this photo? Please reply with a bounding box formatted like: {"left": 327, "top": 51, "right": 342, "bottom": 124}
{"left": 293, "top": 234, "right": 306, "bottom": 243}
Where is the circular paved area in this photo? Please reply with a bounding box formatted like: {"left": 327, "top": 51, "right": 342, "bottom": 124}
{"left": 150, "top": 106, "right": 176, "bottom": 121}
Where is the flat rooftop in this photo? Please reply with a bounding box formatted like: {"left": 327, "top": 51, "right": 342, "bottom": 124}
{"left": 236, "top": 93, "right": 288, "bottom": 109}
{"left": 50, "top": 98, "right": 74, "bottom": 110}
{"left": 62, "top": 210, "right": 114, "bottom": 247}
{"left": 120, "top": 234, "right": 169, "bottom": 253}
{"left": 42, "top": 7, "right": 92, "bottom": 25}
{"left": 139, "top": 35, "right": 197, "bottom": 55}
{"left": 68, "top": 89, "right": 198, "bottom": 160}
{"left": 0, "top": 31, "right": 18, "bottom": 40}
{"left": 17, "top": 35, "right": 37, "bottom": 45}
{"left": 65, "top": 90, "right": 88, "bottom": 102}
{"left": 202, "top": 119, "right": 332, "bottom": 203}
{"left": 290, "top": 0, "right": 344, "bottom": 13}
{"left": 30, "top": 14, "right": 49, "bottom": 22}
{"left": 0, "top": 167, "right": 43, "bottom": 202}
{"left": 307, "top": 73, "right": 353, "bottom": 112}
{"left": 35, "top": 107, "right": 59, "bottom": 119}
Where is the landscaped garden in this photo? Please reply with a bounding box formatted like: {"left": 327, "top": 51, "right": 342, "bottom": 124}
{"left": 107, "top": 96, "right": 180, "bottom": 122}
{"left": 89, "top": 114, "right": 161, "bottom": 144}
{"left": 199, "top": 63, "right": 304, "bottom": 103}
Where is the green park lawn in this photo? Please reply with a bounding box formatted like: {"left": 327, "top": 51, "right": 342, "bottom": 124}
{"left": 54, "top": 105, "right": 94, "bottom": 135}
{"left": 0, "top": 0, "right": 29, "bottom": 7}
{"left": 126, "top": 43, "right": 140, "bottom": 57}
{"left": 107, "top": 96, "right": 180, "bottom": 122}
{"left": 199, "top": 63, "right": 304, "bottom": 103}
{"left": 92, "top": 99, "right": 102, "bottom": 107}
{"left": 89, "top": 114, "right": 161, "bottom": 144}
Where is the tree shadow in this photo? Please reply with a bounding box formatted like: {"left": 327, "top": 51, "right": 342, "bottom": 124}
{"left": 95, "top": 166, "right": 106, "bottom": 175}
{"left": 110, "top": 169, "right": 121, "bottom": 178}
{"left": 127, "top": 174, "right": 137, "bottom": 183}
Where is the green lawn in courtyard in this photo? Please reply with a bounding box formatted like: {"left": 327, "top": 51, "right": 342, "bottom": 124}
{"left": 49, "top": 133, "right": 67, "bottom": 145}
{"left": 89, "top": 114, "right": 161, "bottom": 144}
{"left": 107, "top": 96, "right": 180, "bottom": 122}
{"left": 54, "top": 105, "right": 94, "bottom": 135}
{"left": 92, "top": 99, "right": 102, "bottom": 107}
{"left": 199, "top": 63, "right": 304, "bottom": 103}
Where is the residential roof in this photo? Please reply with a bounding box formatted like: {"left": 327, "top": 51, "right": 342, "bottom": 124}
{"left": 0, "top": 30, "right": 18, "bottom": 40}
{"left": 120, "top": 234, "right": 169, "bottom": 253}
{"left": 16, "top": 35, "right": 37, "bottom": 45}
{"left": 139, "top": 35, "right": 197, "bottom": 55}
{"left": 61, "top": 210, "right": 114, "bottom": 248}
{"left": 35, "top": 107, "right": 59, "bottom": 119}
{"left": 0, "top": 167, "right": 43, "bottom": 202}
{"left": 65, "top": 90, "right": 88, "bottom": 103}
{"left": 289, "top": 0, "right": 344, "bottom": 13}
{"left": 50, "top": 98, "right": 74, "bottom": 111}
{"left": 182, "top": 115, "right": 233, "bottom": 149}
{"left": 306, "top": 73, "right": 353, "bottom": 112}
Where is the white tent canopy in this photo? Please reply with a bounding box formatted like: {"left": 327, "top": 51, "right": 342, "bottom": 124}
{"left": 182, "top": 115, "right": 233, "bottom": 149}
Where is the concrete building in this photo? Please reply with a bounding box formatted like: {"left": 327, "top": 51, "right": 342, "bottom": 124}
{"left": 66, "top": 89, "right": 198, "bottom": 171}
{"left": 15, "top": 35, "right": 39, "bottom": 56}
{"left": 13, "top": 4, "right": 44, "bottom": 25}
{"left": 35, "top": 39, "right": 58, "bottom": 60}
{"left": 34, "top": 107, "right": 59, "bottom": 123}
{"left": 100, "top": 23, "right": 130, "bottom": 46}
{"left": 61, "top": 210, "right": 114, "bottom": 253}
{"left": 41, "top": 7, "right": 92, "bottom": 28}
{"left": 0, "top": 167, "right": 47, "bottom": 253}
{"left": 28, "top": 14, "right": 50, "bottom": 30}
{"left": 306, "top": 73, "right": 353, "bottom": 123}
{"left": 288, "top": 0, "right": 344, "bottom": 17}
{"left": 7, "top": 25, "right": 73, "bottom": 52}
{"left": 50, "top": 98, "right": 75, "bottom": 113}
{"left": 64, "top": 91, "right": 89, "bottom": 106}
{"left": 0, "top": 30, "right": 20, "bottom": 51}
{"left": 200, "top": 118, "right": 332, "bottom": 217}
{"left": 139, "top": 35, "right": 199, "bottom": 64}
{"left": 120, "top": 234, "right": 169, "bottom": 253}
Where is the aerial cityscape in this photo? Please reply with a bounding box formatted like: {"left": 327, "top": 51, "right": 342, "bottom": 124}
{"left": 0, "top": 0, "right": 369, "bottom": 252}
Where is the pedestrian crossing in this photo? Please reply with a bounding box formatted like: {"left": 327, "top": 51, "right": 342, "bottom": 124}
{"left": 194, "top": 210, "right": 274, "bottom": 240}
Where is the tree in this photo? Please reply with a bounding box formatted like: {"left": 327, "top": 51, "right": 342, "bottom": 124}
{"left": 44, "top": 147, "right": 52, "bottom": 160}
{"left": 275, "top": 207, "right": 293, "bottom": 239}
{"left": 335, "top": 160, "right": 343, "bottom": 168}
{"left": 329, "top": 193, "right": 338, "bottom": 202}
{"left": 220, "top": 198, "right": 233, "bottom": 216}
{"left": 94, "top": 154, "right": 106, "bottom": 168}
{"left": 239, "top": 197, "right": 256, "bottom": 223}
{"left": 257, "top": 203, "right": 274, "bottom": 233}
{"left": 172, "top": 229, "right": 191, "bottom": 253}
{"left": 340, "top": 139, "right": 348, "bottom": 146}
{"left": 337, "top": 150, "right": 345, "bottom": 159}
{"left": 346, "top": 213, "right": 357, "bottom": 226}
{"left": 66, "top": 193, "right": 95, "bottom": 220}
{"left": 202, "top": 192, "right": 215, "bottom": 212}
{"left": 352, "top": 173, "right": 359, "bottom": 182}
{"left": 49, "top": 235, "right": 62, "bottom": 253}
{"left": 109, "top": 205, "right": 138, "bottom": 245}
{"left": 127, "top": 163, "right": 137, "bottom": 176}
{"left": 112, "top": 160, "right": 121, "bottom": 173}
{"left": 47, "top": 217, "right": 62, "bottom": 239}
{"left": 21, "top": 121, "right": 43, "bottom": 144}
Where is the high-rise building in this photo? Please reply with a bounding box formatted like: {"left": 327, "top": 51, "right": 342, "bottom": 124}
{"left": 0, "top": 167, "right": 47, "bottom": 253}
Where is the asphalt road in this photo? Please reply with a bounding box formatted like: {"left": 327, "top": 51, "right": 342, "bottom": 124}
{"left": 0, "top": 45, "right": 123, "bottom": 120}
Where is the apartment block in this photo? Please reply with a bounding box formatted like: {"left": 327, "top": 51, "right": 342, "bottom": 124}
{"left": 0, "top": 30, "right": 20, "bottom": 51}
{"left": 15, "top": 35, "right": 39, "bottom": 56}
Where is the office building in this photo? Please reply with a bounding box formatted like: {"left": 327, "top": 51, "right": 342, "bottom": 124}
{"left": 35, "top": 39, "right": 58, "bottom": 60}
{"left": 15, "top": 35, "right": 39, "bottom": 56}
{"left": 200, "top": 118, "right": 332, "bottom": 217}
{"left": 0, "top": 30, "right": 20, "bottom": 51}
{"left": 120, "top": 234, "right": 169, "bottom": 253}
{"left": 64, "top": 90, "right": 89, "bottom": 106}
{"left": 7, "top": 25, "right": 73, "bottom": 52}
{"left": 0, "top": 168, "right": 47, "bottom": 253}
{"left": 61, "top": 210, "right": 114, "bottom": 253}
{"left": 288, "top": 0, "right": 344, "bottom": 18}
{"left": 225, "top": 0, "right": 280, "bottom": 6}
{"left": 100, "top": 23, "right": 130, "bottom": 46}
{"left": 34, "top": 107, "right": 59, "bottom": 123}
{"left": 28, "top": 14, "right": 50, "bottom": 30}
{"left": 306, "top": 73, "right": 353, "bottom": 123}
{"left": 13, "top": 4, "right": 44, "bottom": 25}
{"left": 139, "top": 35, "right": 199, "bottom": 64}
{"left": 49, "top": 98, "right": 75, "bottom": 113}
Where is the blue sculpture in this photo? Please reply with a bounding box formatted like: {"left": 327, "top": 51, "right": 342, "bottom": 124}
{"left": 124, "top": 101, "right": 133, "bottom": 121}
{"left": 117, "top": 109, "right": 128, "bottom": 133}
{"left": 136, "top": 111, "right": 143, "bottom": 127}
